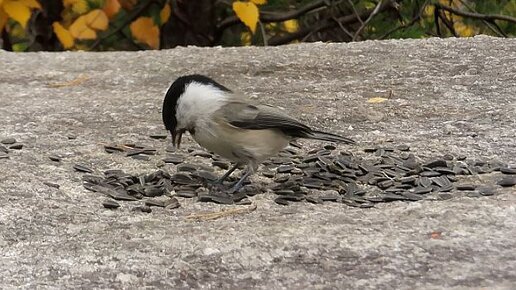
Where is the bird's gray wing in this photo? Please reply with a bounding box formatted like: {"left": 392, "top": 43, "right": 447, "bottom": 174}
{"left": 215, "top": 102, "right": 312, "bottom": 136}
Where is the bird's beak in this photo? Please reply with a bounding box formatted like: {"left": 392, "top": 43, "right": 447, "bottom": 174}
{"left": 171, "top": 129, "right": 184, "bottom": 149}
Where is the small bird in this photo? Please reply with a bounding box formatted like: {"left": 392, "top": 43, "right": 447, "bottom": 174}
{"left": 162, "top": 74, "right": 355, "bottom": 193}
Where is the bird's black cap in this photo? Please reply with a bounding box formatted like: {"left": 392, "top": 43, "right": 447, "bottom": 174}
{"left": 162, "top": 74, "right": 231, "bottom": 142}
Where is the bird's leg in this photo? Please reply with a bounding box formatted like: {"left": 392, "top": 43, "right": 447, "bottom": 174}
{"left": 214, "top": 162, "right": 241, "bottom": 184}
{"left": 227, "top": 171, "right": 252, "bottom": 194}
{"left": 228, "top": 163, "right": 257, "bottom": 194}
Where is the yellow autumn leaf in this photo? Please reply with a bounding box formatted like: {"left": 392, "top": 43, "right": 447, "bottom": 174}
{"left": 19, "top": 0, "right": 41, "bottom": 9}
{"left": 3, "top": 0, "right": 32, "bottom": 28}
{"left": 283, "top": 19, "right": 298, "bottom": 33}
{"left": 84, "top": 9, "right": 108, "bottom": 31}
{"left": 250, "top": 0, "right": 267, "bottom": 5}
{"left": 160, "top": 3, "right": 171, "bottom": 24}
{"left": 69, "top": 16, "right": 97, "bottom": 39}
{"left": 52, "top": 22, "right": 74, "bottom": 48}
{"left": 103, "top": 0, "right": 121, "bottom": 19}
{"left": 130, "top": 17, "right": 160, "bottom": 49}
{"left": 69, "top": 0, "right": 89, "bottom": 14}
{"left": 367, "top": 97, "right": 388, "bottom": 104}
{"left": 119, "top": 0, "right": 137, "bottom": 10}
{"left": 241, "top": 31, "right": 251, "bottom": 46}
{"left": 233, "top": 1, "right": 259, "bottom": 34}
{"left": 0, "top": 10, "right": 7, "bottom": 32}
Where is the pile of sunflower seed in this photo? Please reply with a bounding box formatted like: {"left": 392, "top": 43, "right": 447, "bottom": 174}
{"left": 77, "top": 139, "right": 515, "bottom": 211}
{"left": 0, "top": 137, "right": 23, "bottom": 159}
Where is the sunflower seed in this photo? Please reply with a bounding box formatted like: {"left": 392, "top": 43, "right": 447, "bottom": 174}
{"left": 431, "top": 176, "right": 450, "bottom": 187}
{"left": 212, "top": 160, "right": 230, "bottom": 170}
{"left": 320, "top": 195, "right": 341, "bottom": 202}
{"left": 396, "top": 144, "right": 410, "bottom": 151}
{"left": 235, "top": 198, "right": 252, "bottom": 205}
{"left": 274, "top": 197, "right": 290, "bottom": 205}
{"left": 380, "top": 193, "right": 408, "bottom": 202}
{"left": 500, "top": 167, "right": 516, "bottom": 175}
{"left": 132, "top": 206, "right": 152, "bottom": 213}
{"left": 175, "top": 189, "right": 197, "bottom": 198}
{"left": 455, "top": 184, "right": 476, "bottom": 190}
{"left": 420, "top": 171, "right": 441, "bottom": 177}
{"left": 163, "top": 155, "right": 185, "bottom": 164}
{"left": 82, "top": 174, "right": 104, "bottom": 184}
{"left": 8, "top": 143, "right": 22, "bottom": 150}
{"left": 274, "top": 175, "right": 290, "bottom": 183}
{"left": 497, "top": 176, "right": 516, "bottom": 187}
{"left": 74, "top": 164, "right": 93, "bottom": 173}
{"left": 438, "top": 193, "right": 454, "bottom": 200}
{"left": 162, "top": 197, "right": 180, "bottom": 209}
{"left": 305, "top": 196, "right": 323, "bottom": 204}
{"left": 377, "top": 180, "right": 394, "bottom": 189}
{"left": 438, "top": 183, "right": 454, "bottom": 192}
{"left": 198, "top": 194, "right": 234, "bottom": 204}
{"left": 1, "top": 138, "right": 16, "bottom": 144}
{"left": 277, "top": 165, "right": 294, "bottom": 173}
{"left": 143, "top": 186, "right": 164, "bottom": 197}
{"left": 145, "top": 199, "right": 165, "bottom": 207}
{"left": 397, "top": 175, "right": 417, "bottom": 184}
{"left": 177, "top": 164, "right": 198, "bottom": 172}
{"left": 364, "top": 147, "right": 377, "bottom": 153}
{"left": 279, "top": 195, "right": 304, "bottom": 202}
{"left": 192, "top": 170, "right": 218, "bottom": 182}
{"left": 111, "top": 191, "right": 139, "bottom": 201}
{"left": 149, "top": 134, "right": 168, "bottom": 139}
{"left": 401, "top": 192, "right": 424, "bottom": 201}
{"left": 478, "top": 186, "right": 496, "bottom": 196}
{"left": 43, "top": 182, "right": 60, "bottom": 189}
{"left": 424, "top": 159, "right": 447, "bottom": 168}
{"left": 131, "top": 155, "right": 150, "bottom": 161}
{"left": 102, "top": 199, "right": 120, "bottom": 209}
{"left": 411, "top": 186, "right": 433, "bottom": 194}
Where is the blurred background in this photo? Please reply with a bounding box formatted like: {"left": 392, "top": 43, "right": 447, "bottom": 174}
{"left": 0, "top": 0, "right": 515, "bottom": 51}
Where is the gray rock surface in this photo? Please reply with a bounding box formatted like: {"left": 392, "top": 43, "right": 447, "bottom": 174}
{"left": 1, "top": 36, "right": 515, "bottom": 289}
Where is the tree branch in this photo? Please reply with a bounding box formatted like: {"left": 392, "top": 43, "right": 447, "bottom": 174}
{"left": 268, "top": 0, "right": 394, "bottom": 45}
{"left": 216, "top": 0, "right": 327, "bottom": 35}
{"left": 378, "top": 0, "right": 429, "bottom": 39}
{"left": 352, "top": 0, "right": 385, "bottom": 41}
{"left": 434, "top": 3, "right": 516, "bottom": 25}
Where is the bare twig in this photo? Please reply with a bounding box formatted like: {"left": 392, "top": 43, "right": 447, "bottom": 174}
{"left": 346, "top": 0, "right": 364, "bottom": 25}
{"left": 434, "top": 2, "right": 516, "bottom": 25}
{"left": 259, "top": 21, "right": 268, "bottom": 46}
{"left": 456, "top": 0, "right": 506, "bottom": 37}
{"left": 332, "top": 16, "right": 354, "bottom": 39}
{"left": 434, "top": 6, "right": 442, "bottom": 36}
{"left": 216, "top": 0, "right": 327, "bottom": 34}
{"left": 352, "top": 0, "right": 386, "bottom": 41}
{"left": 269, "top": 2, "right": 394, "bottom": 45}
{"left": 379, "top": 0, "right": 430, "bottom": 40}
{"left": 437, "top": 8, "right": 458, "bottom": 37}
{"left": 186, "top": 204, "right": 257, "bottom": 221}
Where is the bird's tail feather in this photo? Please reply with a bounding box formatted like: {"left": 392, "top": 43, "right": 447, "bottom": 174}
{"left": 305, "top": 130, "right": 356, "bottom": 144}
